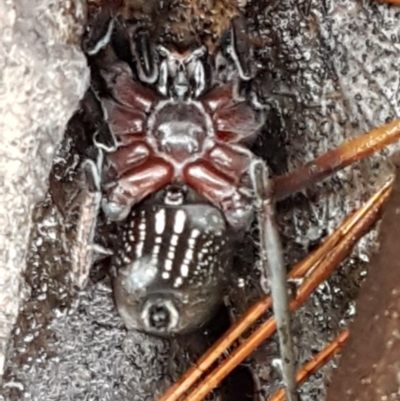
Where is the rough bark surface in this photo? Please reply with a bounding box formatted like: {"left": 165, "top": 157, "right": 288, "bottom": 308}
{"left": 326, "top": 162, "right": 400, "bottom": 401}
{"left": 0, "top": 0, "right": 89, "bottom": 378}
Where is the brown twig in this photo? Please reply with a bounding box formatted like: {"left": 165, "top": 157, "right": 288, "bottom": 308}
{"left": 377, "top": 0, "right": 400, "bottom": 4}
{"left": 158, "top": 177, "right": 393, "bottom": 401}
{"left": 269, "top": 330, "right": 349, "bottom": 401}
{"left": 273, "top": 118, "right": 400, "bottom": 200}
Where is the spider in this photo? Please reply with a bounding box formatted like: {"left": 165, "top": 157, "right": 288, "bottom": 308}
{"left": 79, "top": 9, "right": 300, "bottom": 399}
{"left": 85, "top": 18, "right": 280, "bottom": 334}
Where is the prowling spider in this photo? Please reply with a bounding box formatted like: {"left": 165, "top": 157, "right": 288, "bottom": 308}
{"left": 74, "top": 2, "right": 400, "bottom": 401}
{"left": 80, "top": 8, "right": 299, "bottom": 400}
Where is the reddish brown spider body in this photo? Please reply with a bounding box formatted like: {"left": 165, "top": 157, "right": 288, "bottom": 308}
{"left": 80, "top": 5, "right": 300, "bottom": 394}
{"left": 94, "top": 37, "right": 270, "bottom": 336}
{"left": 84, "top": 9, "right": 293, "bottom": 399}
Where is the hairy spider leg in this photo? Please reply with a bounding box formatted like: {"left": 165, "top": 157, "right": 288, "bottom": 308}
{"left": 250, "top": 159, "right": 299, "bottom": 401}
{"left": 70, "top": 153, "right": 103, "bottom": 288}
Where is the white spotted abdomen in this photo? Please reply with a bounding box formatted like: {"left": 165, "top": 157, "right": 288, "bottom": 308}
{"left": 112, "top": 186, "right": 232, "bottom": 335}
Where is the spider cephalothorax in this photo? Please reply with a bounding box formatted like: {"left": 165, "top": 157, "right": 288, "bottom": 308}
{"left": 100, "top": 45, "right": 265, "bottom": 231}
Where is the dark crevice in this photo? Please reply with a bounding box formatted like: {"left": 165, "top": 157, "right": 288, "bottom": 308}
{"left": 225, "top": 365, "right": 256, "bottom": 401}
{"left": 202, "top": 304, "right": 257, "bottom": 401}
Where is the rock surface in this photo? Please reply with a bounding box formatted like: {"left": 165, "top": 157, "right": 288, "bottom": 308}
{"left": 0, "top": 0, "right": 89, "bottom": 379}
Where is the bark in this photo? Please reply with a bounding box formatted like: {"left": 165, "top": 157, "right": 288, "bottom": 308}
{"left": 326, "top": 161, "right": 400, "bottom": 401}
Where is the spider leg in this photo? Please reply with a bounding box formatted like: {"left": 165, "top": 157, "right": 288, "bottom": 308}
{"left": 105, "top": 141, "right": 151, "bottom": 175}
{"left": 101, "top": 61, "right": 157, "bottom": 114}
{"left": 200, "top": 81, "right": 265, "bottom": 143}
{"left": 228, "top": 14, "right": 253, "bottom": 80}
{"left": 185, "top": 160, "right": 254, "bottom": 231}
{"left": 70, "top": 152, "right": 103, "bottom": 288}
{"left": 102, "top": 157, "right": 173, "bottom": 221}
{"left": 250, "top": 158, "right": 299, "bottom": 401}
{"left": 130, "top": 28, "right": 159, "bottom": 84}
{"left": 273, "top": 118, "right": 400, "bottom": 200}
{"left": 82, "top": 5, "right": 115, "bottom": 56}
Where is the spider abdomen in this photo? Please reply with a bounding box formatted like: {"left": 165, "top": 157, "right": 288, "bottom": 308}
{"left": 112, "top": 186, "right": 232, "bottom": 335}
